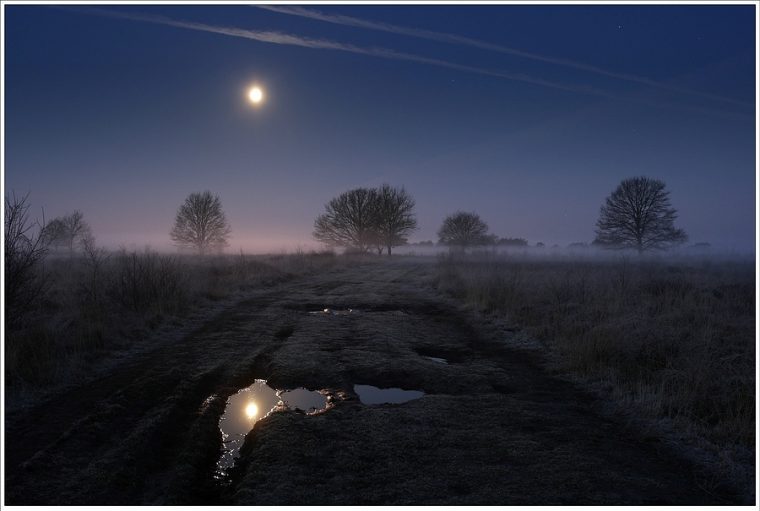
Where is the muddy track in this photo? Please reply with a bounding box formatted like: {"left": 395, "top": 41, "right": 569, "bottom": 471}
{"left": 4, "top": 261, "right": 743, "bottom": 505}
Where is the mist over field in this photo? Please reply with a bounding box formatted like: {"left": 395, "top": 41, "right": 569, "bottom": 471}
{"left": 3, "top": 2, "right": 757, "bottom": 507}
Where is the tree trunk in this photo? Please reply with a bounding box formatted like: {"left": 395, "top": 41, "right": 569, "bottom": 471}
{"left": 387, "top": 245, "right": 392, "bottom": 256}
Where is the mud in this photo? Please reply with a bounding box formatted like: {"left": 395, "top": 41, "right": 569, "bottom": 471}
{"left": 3, "top": 260, "right": 748, "bottom": 505}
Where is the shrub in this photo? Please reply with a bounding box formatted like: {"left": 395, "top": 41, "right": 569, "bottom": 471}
{"left": 109, "top": 250, "right": 188, "bottom": 314}
{"left": 4, "top": 192, "right": 49, "bottom": 326}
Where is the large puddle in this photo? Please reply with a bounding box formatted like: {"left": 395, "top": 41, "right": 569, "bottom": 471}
{"left": 354, "top": 384, "right": 425, "bottom": 405}
{"left": 216, "top": 380, "right": 328, "bottom": 475}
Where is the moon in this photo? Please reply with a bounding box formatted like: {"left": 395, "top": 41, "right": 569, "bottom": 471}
{"left": 248, "top": 86, "right": 264, "bottom": 105}
{"left": 245, "top": 402, "right": 258, "bottom": 419}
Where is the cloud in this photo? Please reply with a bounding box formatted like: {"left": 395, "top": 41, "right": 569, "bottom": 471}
{"left": 257, "top": 5, "right": 751, "bottom": 108}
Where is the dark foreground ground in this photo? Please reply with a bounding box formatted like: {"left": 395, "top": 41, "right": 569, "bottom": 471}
{"left": 4, "top": 261, "right": 749, "bottom": 505}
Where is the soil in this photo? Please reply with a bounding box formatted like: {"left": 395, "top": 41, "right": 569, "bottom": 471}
{"left": 3, "top": 260, "right": 747, "bottom": 505}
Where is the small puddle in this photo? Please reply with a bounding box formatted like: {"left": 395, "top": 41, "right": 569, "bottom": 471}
{"left": 309, "top": 308, "right": 355, "bottom": 315}
{"left": 424, "top": 356, "right": 448, "bottom": 364}
{"left": 354, "top": 384, "right": 425, "bottom": 405}
{"left": 215, "top": 380, "right": 328, "bottom": 475}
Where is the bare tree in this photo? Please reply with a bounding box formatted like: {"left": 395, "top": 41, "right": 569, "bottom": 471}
{"left": 43, "top": 210, "right": 92, "bottom": 254}
{"left": 170, "top": 191, "right": 231, "bottom": 255}
{"left": 5, "top": 192, "right": 49, "bottom": 324}
{"left": 314, "top": 188, "right": 379, "bottom": 253}
{"left": 594, "top": 176, "right": 687, "bottom": 253}
{"left": 437, "top": 211, "right": 493, "bottom": 249}
{"left": 374, "top": 184, "right": 417, "bottom": 256}
{"left": 314, "top": 186, "right": 418, "bottom": 255}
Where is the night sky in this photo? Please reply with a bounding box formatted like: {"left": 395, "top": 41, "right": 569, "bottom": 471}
{"left": 4, "top": 3, "right": 756, "bottom": 252}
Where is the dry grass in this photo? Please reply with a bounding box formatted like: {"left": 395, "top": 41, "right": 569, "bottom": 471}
{"left": 5, "top": 249, "right": 338, "bottom": 387}
{"left": 434, "top": 252, "right": 755, "bottom": 450}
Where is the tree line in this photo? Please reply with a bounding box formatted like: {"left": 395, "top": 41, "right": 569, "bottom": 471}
{"left": 106, "top": 177, "right": 695, "bottom": 254}
{"left": 307, "top": 176, "right": 687, "bottom": 254}
{"left": 6, "top": 176, "right": 688, "bottom": 265}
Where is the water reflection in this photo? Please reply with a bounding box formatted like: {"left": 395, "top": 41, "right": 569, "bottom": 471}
{"left": 244, "top": 402, "right": 259, "bottom": 419}
{"left": 216, "top": 380, "right": 328, "bottom": 474}
{"left": 424, "top": 356, "right": 448, "bottom": 364}
{"left": 354, "top": 384, "right": 424, "bottom": 405}
{"left": 280, "top": 387, "right": 328, "bottom": 413}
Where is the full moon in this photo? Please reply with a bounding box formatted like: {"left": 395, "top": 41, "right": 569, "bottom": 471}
{"left": 248, "top": 86, "right": 264, "bottom": 104}
{"left": 245, "top": 402, "right": 258, "bottom": 419}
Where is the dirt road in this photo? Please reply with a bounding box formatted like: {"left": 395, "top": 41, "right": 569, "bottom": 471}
{"left": 3, "top": 261, "right": 742, "bottom": 504}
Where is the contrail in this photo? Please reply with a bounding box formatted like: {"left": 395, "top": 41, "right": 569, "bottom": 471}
{"left": 74, "top": 8, "right": 750, "bottom": 120}
{"left": 77, "top": 8, "right": 619, "bottom": 98}
{"left": 256, "top": 5, "right": 751, "bottom": 109}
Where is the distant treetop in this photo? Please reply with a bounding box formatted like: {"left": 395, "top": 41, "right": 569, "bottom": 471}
{"left": 496, "top": 237, "right": 528, "bottom": 247}
{"left": 170, "top": 191, "right": 231, "bottom": 255}
{"left": 437, "top": 211, "right": 493, "bottom": 248}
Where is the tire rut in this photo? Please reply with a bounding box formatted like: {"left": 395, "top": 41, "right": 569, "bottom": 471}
{"left": 4, "top": 270, "right": 338, "bottom": 504}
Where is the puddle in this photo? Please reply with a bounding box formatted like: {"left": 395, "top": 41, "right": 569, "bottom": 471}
{"left": 279, "top": 387, "right": 329, "bottom": 413}
{"left": 215, "top": 380, "right": 328, "bottom": 475}
{"left": 353, "top": 384, "right": 425, "bottom": 405}
{"left": 424, "top": 356, "right": 448, "bottom": 364}
{"left": 309, "top": 308, "right": 355, "bottom": 315}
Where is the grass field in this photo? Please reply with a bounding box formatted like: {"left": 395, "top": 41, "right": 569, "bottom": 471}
{"left": 434, "top": 252, "right": 755, "bottom": 456}
{"left": 5, "top": 249, "right": 338, "bottom": 388}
